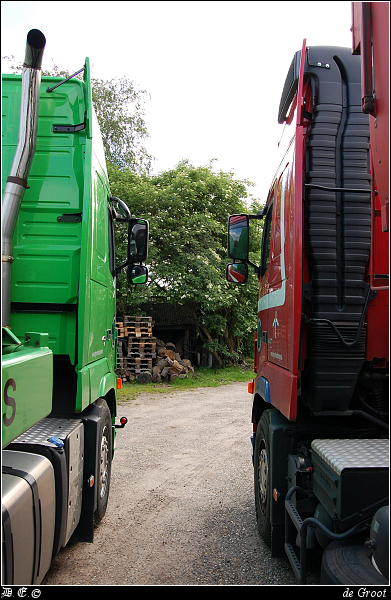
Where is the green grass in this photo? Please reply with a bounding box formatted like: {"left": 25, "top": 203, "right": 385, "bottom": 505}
{"left": 116, "top": 365, "right": 254, "bottom": 403}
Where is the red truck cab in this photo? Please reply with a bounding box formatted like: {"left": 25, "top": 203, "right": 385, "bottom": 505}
{"left": 227, "top": 31, "right": 389, "bottom": 584}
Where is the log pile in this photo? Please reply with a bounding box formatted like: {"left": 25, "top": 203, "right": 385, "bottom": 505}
{"left": 115, "top": 317, "right": 194, "bottom": 384}
{"left": 152, "top": 340, "right": 194, "bottom": 383}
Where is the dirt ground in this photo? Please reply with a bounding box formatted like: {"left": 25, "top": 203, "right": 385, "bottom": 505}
{"left": 41, "top": 382, "right": 321, "bottom": 586}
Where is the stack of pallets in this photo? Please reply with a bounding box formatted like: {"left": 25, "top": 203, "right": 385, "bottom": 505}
{"left": 116, "top": 316, "right": 156, "bottom": 382}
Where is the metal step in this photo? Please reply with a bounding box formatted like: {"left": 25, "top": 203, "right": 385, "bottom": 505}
{"left": 311, "top": 438, "right": 389, "bottom": 475}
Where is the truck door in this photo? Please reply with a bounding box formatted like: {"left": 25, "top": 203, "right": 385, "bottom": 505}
{"left": 88, "top": 170, "right": 116, "bottom": 367}
{"left": 267, "top": 178, "right": 289, "bottom": 370}
{"left": 258, "top": 173, "right": 289, "bottom": 371}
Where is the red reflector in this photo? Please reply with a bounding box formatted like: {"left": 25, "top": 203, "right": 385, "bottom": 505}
{"left": 120, "top": 416, "right": 128, "bottom": 426}
{"left": 248, "top": 380, "right": 254, "bottom": 394}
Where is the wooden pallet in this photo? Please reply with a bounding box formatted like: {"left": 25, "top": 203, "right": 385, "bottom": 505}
{"left": 123, "top": 315, "right": 153, "bottom": 323}
{"left": 116, "top": 316, "right": 155, "bottom": 381}
{"left": 128, "top": 337, "right": 156, "bottom": 349}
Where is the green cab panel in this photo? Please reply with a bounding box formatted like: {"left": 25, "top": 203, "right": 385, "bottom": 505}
{"left": 2, "top": 59, "right": 117, "bottom": 419}
{"left": 10, "top": 311, "right": 77, "bottom": 364}
{"left": 2, "top": 73, "right": 85, "bottom": 307}
{"left": 76, "top": 357, "right": 116, "bottom": 413}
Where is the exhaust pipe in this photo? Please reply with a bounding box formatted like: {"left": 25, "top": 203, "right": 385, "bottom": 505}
{"left": 2, "top": 29, "right": 46, "bottom": 327}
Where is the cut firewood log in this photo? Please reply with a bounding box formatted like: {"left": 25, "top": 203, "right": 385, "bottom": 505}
{"left": 169, "top": 360, "right": 184, "bottom": 375}
{"left": 160, "top": 366, "right": 170, "bottom": 378}
{"left": 138, "top": 370, "right": 152, "bottom": 384}
{"left": 153, "top": 358, "right": 169, "bottom": 372}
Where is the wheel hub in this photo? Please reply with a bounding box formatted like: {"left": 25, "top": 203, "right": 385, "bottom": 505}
{"left": 258, "top": 446, "right": 268, "bottom": 513}
{"left": 99, "top": 426, "right": 109, "bottom": 499}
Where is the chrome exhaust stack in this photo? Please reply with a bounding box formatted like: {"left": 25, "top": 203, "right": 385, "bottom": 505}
{"left": 2, "top": 29, "right": 46, "bottom": 327}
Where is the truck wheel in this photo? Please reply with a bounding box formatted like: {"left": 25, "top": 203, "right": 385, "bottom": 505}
{"left": 321, "top": 538, "right": 389, "bottom": 585}
{"left": 94, "top": 399, "right": 112, "bottom": 523}
{"left": 254, "top": 412, "right": 271, "bottom": 546}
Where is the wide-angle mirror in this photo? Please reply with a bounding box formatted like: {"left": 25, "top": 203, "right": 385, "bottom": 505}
{"left": 226, "top": 262, "right": 248, "bottom": 284}
{"left": 127, "top": 264, "right": 148, "bottom": 285}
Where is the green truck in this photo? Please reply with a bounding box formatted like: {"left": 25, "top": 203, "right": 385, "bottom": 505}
{"left": 2, "top": 29, "right": 148, "bottom": 584}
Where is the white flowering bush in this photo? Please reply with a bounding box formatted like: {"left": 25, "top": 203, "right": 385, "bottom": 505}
{"left": 110, "top": 160, "right": 263, "bottom": 364}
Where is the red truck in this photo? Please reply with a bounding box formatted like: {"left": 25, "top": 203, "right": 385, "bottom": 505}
{"left": 227, "top": 3, "right": 389, "bottom": 585}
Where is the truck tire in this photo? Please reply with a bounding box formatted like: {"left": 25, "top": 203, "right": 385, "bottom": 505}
{"left": 321, "top": 538, "right": 389, "bottom": 585}
{"left": 254, "top": 412, "right": 271, "bottom": 546}
{"left": 94, "top": 399, "right": 112, "bottom": 523}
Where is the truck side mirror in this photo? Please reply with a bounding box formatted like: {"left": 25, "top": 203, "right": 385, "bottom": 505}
{"left": 127, "top": 264, "right": 148, "bottom": 285}
{"left": 227, "top": 214, "right": 249, "bottom": 261}
{"left": 226, "top": 263, "right": 248, "bottom": 284}
{"left": 128, "top": 219, "right": 149, "bottom": 264}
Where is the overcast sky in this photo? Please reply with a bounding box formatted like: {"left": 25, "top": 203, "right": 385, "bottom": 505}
{"left": 2, "top": 1, "right": 354, "bottom": 202}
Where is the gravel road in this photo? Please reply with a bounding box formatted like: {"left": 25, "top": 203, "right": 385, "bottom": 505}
{"left": 42, "top": 382, "right": 321, "bottom": 586}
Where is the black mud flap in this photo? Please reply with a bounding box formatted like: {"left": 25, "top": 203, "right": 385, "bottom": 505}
{"left": 71, "top": 399, "right": 107, "bottom": 543}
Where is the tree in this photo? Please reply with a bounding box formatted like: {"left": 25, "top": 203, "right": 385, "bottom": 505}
{"left": 91, "top": 76, "right": 152, "bottom": 174}
{"left": 110, "top": 160, "right": 263, "bottom": 365}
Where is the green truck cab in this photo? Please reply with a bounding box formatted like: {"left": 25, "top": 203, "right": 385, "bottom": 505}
{"left": 2, "top": 30, "right": 148, "bottom": 584}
